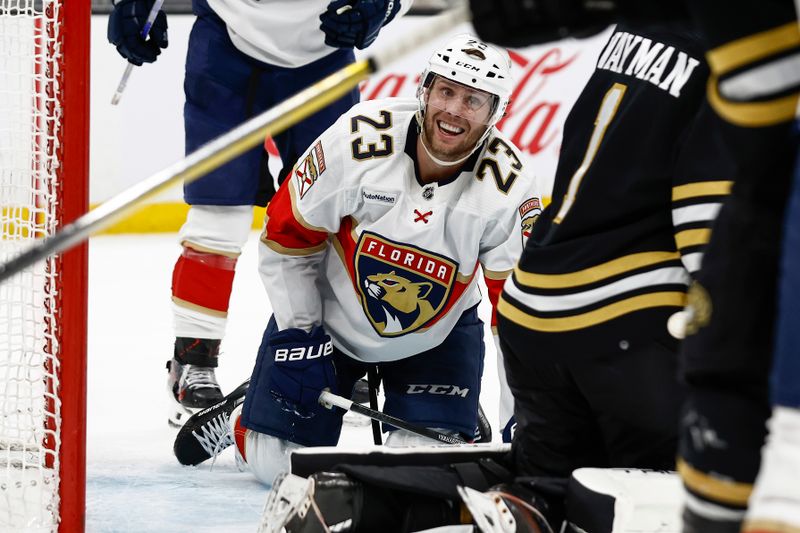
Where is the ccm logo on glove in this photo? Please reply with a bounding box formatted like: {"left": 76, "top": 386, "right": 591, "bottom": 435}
{"left": 274, "top": 341, "right": 333, "bottom": 362}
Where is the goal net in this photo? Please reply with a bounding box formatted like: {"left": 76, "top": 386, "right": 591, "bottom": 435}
{"left": 0, "top": 0, "right": 89, "bottom": 531}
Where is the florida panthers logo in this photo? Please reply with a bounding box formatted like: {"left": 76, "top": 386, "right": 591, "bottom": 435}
{"left": 518, "top": 197, "right": 542, "bottom": 246}
{"left": 355, "top": 232, "right": 458, "bottom": 337}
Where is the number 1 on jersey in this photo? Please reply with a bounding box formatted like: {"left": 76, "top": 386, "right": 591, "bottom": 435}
{"left": 554, "top": 83, "right": 627, "bottom": 224}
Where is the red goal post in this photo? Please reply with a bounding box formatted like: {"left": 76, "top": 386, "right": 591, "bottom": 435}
{"left": 0, "top": 0, "right": 89, "bottom": 531}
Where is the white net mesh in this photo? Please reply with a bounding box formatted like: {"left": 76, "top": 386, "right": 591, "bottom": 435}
{"left": 0, "top": 0, "right": 63, "bottom": 530}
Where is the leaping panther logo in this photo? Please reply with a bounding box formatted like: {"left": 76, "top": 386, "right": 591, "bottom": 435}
{"left": 355, "top": 232, "right": 458, "bottom": 337}
{"left": 364, "top": 272, "right": 437, "bottom": 334}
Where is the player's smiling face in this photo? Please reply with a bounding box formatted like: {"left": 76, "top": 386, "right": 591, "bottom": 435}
{"left": 422, "top": 77, "right": 493, "bottom": 162}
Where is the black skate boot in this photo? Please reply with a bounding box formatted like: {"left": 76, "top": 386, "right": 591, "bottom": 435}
{"left": 167, "top": 337, "right": 224, "bottom": 426}
{"left": 174, "top": 379, "right": 249, "bottom": 466}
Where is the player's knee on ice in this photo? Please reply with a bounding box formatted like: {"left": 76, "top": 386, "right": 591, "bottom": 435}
{"left": 240, "top": 429, "right": 302, "bottom": 486}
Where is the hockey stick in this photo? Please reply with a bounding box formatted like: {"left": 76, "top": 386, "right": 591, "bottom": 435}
{"left": 0, "top": 2, "right": 470, "bottom": 285}
{"left": 476, "top": 402, "right": 493, "bottom": 443}
{"left": 318, "top": 390, "right": 468, "bottom": 445}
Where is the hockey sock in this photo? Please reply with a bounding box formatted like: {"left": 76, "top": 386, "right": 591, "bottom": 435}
{"left": 171, "top": 245, "right": 237, "bottom": 316}
{"left": 174, "top": 337, "right": 220, "bottom": 367}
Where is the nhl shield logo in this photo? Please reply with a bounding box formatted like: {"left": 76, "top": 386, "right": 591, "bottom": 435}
{"left": 355, "top": 232, "right": 458, "bottom": 337}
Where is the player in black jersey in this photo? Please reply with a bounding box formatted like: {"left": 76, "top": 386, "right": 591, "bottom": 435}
{"left": 472, "top": 1, "right": 800, "bottom": 532}
{"left": 496, "top": 19, "right": 731, "bottom": 482}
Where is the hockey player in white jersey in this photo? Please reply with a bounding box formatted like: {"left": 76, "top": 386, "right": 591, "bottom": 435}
{"left": 173, "top": 34, "right": 542, "bottom": 484}
{"left": 107, "top": 0, "right": 411, "bottom": 424}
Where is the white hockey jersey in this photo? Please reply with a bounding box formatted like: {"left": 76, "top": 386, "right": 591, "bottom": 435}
{"left": 259, "top": 98, "right": 541, "bottom": 362}
{"left": 205, "top": 0, "right": 412, "bottom": 68}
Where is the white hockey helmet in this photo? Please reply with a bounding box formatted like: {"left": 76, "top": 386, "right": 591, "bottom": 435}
{"left": 417, "top": 34, "right": 513, "bottom": 133}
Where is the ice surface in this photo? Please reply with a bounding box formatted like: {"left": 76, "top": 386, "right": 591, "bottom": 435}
{"left": 86, "top": 233, "right": 501, "bottom": 532}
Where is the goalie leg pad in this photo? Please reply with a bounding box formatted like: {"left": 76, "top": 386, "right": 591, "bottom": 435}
{"left": 565, "top": 468, "right": 683, "bottom": 533}
{"left": 260, "top": 470, "right": 463, "bottom": 533}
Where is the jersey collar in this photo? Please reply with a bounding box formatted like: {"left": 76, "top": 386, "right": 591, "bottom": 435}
{"left": 404, "top": 120, "right": 482, "bottom": 188}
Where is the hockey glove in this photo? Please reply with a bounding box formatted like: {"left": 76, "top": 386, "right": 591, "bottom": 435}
{"left": 267, "top": 326, "right": 338, "bottom": 414}
{"left": 469, "top": 0, "right": 614, "bottom": 48}
{"left": 107, "top": 0, "right": 168, "bottom": 66}
{"left": 319, "top": 0, "right": 401, "bottom": 50}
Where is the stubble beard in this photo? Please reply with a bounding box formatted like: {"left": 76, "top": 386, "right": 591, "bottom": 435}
{"left": 422, "top": 111, "right": 485, "bottom": 163}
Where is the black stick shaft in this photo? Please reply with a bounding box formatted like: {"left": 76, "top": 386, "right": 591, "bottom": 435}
{"left": 319, "top": 390, "right": 466, "bottom": 445}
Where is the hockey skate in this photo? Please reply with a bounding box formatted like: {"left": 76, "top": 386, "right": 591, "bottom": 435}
{"left": 167, "top": 338, "right": 224, "bottom": 426}
{"left": 173, "top": 379, "right": 249, "bottom": 466}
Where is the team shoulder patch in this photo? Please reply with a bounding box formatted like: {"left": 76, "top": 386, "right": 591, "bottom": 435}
{"left": 519, "top": 197, "right": 542, "bottom": 245}
{"left": 295, "top": 141, "right": 327, "bottom": 199}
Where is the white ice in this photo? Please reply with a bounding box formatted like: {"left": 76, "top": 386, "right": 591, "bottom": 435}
{"left": 86, "top": 232, "right": 502, "bottom": 532}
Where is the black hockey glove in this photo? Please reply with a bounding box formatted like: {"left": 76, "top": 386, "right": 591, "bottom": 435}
{"left": 320, "top": 0, "right": 401, "bottom": 50}
{"left": 469, "top": 0, "right": 615, "bottom": 48}
{"left": 469, "top": 0, "right": 691, "bottom": 48}
{"left": 267, "top": 326, "right": 338, "bottom": 415}
{"left": 107, "top": 0, "right": 168, "bottom": 66}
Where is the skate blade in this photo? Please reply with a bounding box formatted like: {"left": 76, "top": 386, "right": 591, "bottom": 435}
{"left": 258, "top": 473, "right": 315, "bottom": 533}
{"left": 167, "top": 391, "right": 199, "bottom": 428}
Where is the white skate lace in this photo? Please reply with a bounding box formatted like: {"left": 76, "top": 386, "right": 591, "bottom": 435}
{"left": 182, "top": 366, "right": 220, "bottom": 391}
{"left": 191, "top": 412, "right": 234, "bottom": 467}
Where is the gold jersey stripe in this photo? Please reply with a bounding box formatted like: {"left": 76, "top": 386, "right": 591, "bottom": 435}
{"left": 181, "top": 240, "right": 241, "bottom": 259}
{"left": 512, "top": 251, "right": 681, "bottom": 289}
{"left": 672, "top": 181, "right": 733, "bottom": 201}
{"left": 677, "top": 458, "right": 753, "bottom": 506}
{"left": 260, "top": 233, "right": 327, "bottom": 256}
{"left": 171, "top": 297, "right": 228, "bottom": 318}
{"left": 483, "top": 267, "right": 513, "bottom": 281}
{"left": 708, "top": 80, "right": 800, "bottom": 127}
{"left": 675, "top": 228, "right": 712, "bottom": 250}
{"left": 707, "top": 21, "right": 800, "bottom": 75}
{"left": 743, "top": 519, "right": 800, "bottom": 533}
{"left": 498, "top": 291, "right": 686, "bottom": 332}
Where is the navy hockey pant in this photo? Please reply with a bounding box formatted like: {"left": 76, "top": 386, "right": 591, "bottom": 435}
{"left": 773, "top": 148, "right": 800, "bottom": 409}
{"left": 183, "top": 0, "right": 359, "bottom": 206}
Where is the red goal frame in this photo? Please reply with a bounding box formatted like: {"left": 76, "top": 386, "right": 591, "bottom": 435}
{"left": 57, "top": 1, "right": 90, "bottom": 530}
